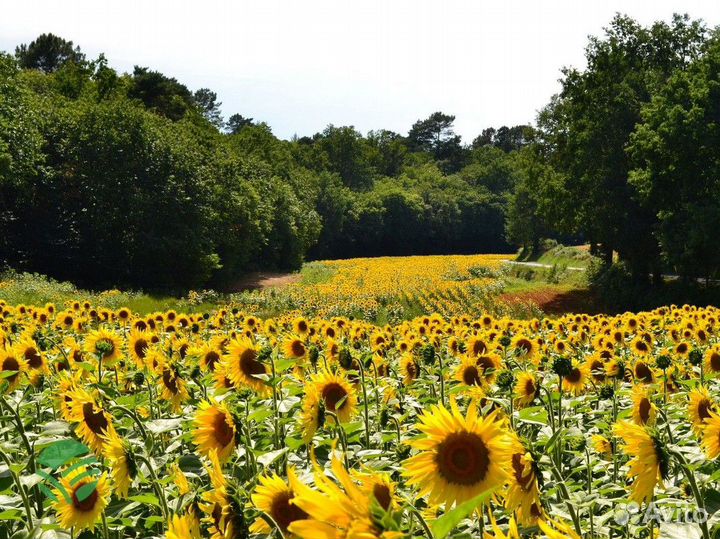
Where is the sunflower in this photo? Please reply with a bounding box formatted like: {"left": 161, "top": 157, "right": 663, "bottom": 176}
{"left": 128, "top": 329, "right": 152, "bottom": 369}
{"left": 514, "top": 372, "right": 540, "bottom": 408}
{"left": 283, "top": 335, "right": 307, "bottom": 360}
{"left": 250, "top": 473, "right": 308, "bottom": 536}
{"left": 166, "top": 511, "right": 201, "bottom": 539}
{"left": 613, "top": 420, "right": 669, "bottom": 504}
{"left": 633, "top": 360, "right": 655, "bottom": 384}
{"left": 293, "top": 317, "right": 310, "bottom": 335}
{"left": 199, "top": 450, "right": 245, "bottom": 539}
{"left": 473, "top": 353, "right": 502, "bottom": 384}
{"left": 537, "top": 518, "right": 581, "bottom": 539}
{"left": 197, "top": 343, "right": 222, "bottom": 372}
{"left": 705, "top": 346, "right": 720, "bottom": 376}
{"left": 223, "top": 337, "right": 269, "bottom": 394}
{"left": 483, "top": 515, "right": 520, "bottom": 539}
{"left": 171, "top": 462, "right": 191, "bottom": 495}
{"left": 0, "top": 344, "right": 27, "bottom": 392}
{"left": 689, "top": 386, "right": 716, "bottom": 436}
{"left": 400, "top": 353, "right": 420, "bottom": 385}
{"left": 15, "top": 337, "right": 47, "bottom": 380}
{"left": 702, "top": 410, "right": 720, "bottom": 459}
{"left": 511, "top": 334, "right": 537, "bottom": 362}
{"left": 52, "top": 466, "right": 110, "bottom": 531}
{"left": 631, "top": 385, "right": 657, "bottom": 427}
{"left": 299, "top": 388, "right": 324, "bottom": 443}
{"left": 193, "top": 400, "right": 237, "bottom": 462}
{"left": 102, "top": 429, "right": 137, "bottom": 498}
{"left": 403, "top": 400, "right": 511, "bottom": 506}
{"left": 84, "top": 328, "right": 122, "bottom": 365}
{"left": 455, "top": 355, "right": 484, "bottom": 388}
{"left": 630, "top": 336, "right": 652, "bottom": 357}
{"left": 159, "top": 365, "right": 190, "bottom": 412}
{"left": 504, "top": 432, "right": 543, "bottom": 525}
{"left": 69, "top": 388, "right": 116, "bottom": 454}
{"left": 311, "top": 370, "right": 358, "bottom": 424}
{"left": 592, "top": 434, "right": 613, "bottom": 459}
{"left": 562, "top": 360, "right": 589, "bottom": 396}
{"left": 287, "top": 456, "right": 403, "bottom": 539}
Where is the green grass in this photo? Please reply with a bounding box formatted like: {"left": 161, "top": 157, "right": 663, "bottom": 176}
{"left": 0, "top": 271, "right": 224, "bottom": 314}
{"left": 518, "top": 243, "right": 595, "bottom": 269}
{"left": 299, "top": 262, "right": 336, "bottom": 285}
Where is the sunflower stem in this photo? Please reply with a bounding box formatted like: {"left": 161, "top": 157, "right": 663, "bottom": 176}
{"left": 0, "top": 395, "right": 42, "bottom": 517}
{"left": 136, "top": 454, "right": 169, "bottom": 522}
{"left": 549, "top": 458, "right": 582, "bottom": 536}
{"left": 408, "top": 506, "right": 434, "bottom": 539}
{"left": 0, "top": 446, "right": 33, "bottom": 530}
{"left": 358, "top": 359, "right": 371, "bottom": 448}
{"left": 437, "top": 353, "right": 446, "bottom": 407}
{"left": 670, "top": 450, "right": 710, "bottom": 539}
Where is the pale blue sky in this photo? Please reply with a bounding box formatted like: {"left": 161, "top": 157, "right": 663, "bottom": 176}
{"left": 3, "top": 0, "right": 719, "bottom": 141}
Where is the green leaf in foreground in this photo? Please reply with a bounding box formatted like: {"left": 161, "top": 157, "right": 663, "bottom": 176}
{"left": 431, "top": 488, "right": 495, "bottom": 539}
{"left": 38, "top": 439, "right": 91, "bottom": 470}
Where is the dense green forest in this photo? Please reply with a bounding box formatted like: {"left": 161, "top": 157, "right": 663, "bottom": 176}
{"left": 3, "top": 14, "right": 720, "bottom": 295}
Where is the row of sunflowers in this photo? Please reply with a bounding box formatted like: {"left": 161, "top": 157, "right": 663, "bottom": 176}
{"left": 0, "top": 299, "right": 719, "bottom": 538}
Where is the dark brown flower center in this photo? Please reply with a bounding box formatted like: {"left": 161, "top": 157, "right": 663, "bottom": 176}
{"left": 638, "top": 398, "right": 651, "bottom": 424}
{"left": 373, "top": 483, "right": 392, "bottom": 510}
{"left": 462, "top": 366, "right": 482, "bottom": 386}
{"left": 435, "top": 431, "right": 490, "bottom": 486}
{"left": 133, "top": 339, "right": 148, "bottom": 359}
{"left": 2, "top": 357, "right": 19, "bottom": 381}
{"left": 82, "top": 402, "right": 109, "bottom": 434}
{"left": 72, "top": 482, "right": 99, "bottom": 512}
{"left": 565, "top": 367, "right": 582, "bottom": 384}
{"left": 290, "top": 340, "right": 305, "bottom": 358}
{"left": 321, "top": 383, "right": 348, "bottom": 412}
{"left": 24, "top": 347, "right": 42, "bottom": 369}
{"left": 635, "top": 363, "right": 653, "bottom": 383}
{"left": 239, "top": 348, "right": 266, "bottom": 377}
{"left": 698, "top": 399, "right": 713, "bottom": 421}
{"left": 270, "top": 491, "right": 308, "bottom": 532}
{"left": 512, "top": 453, "right": 534, "bottom": 491}
{"left": 213, "top": 411, "right": 234, "bottom": 447}
{"left": 205, "top": 351, "right": 220, "bottom": 370}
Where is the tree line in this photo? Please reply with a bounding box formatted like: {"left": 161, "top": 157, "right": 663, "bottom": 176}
{"left": 507, "top": 13, "right": 720, "bottom": 297}
{"left": 3, "top": 16, "right": 720, "bottom": 294}
{"left": 0, "top": 33, "right": 529, "bottom": 291}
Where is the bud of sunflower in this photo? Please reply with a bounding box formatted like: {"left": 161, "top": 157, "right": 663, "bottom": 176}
{"left": 308, "top": 346, "right": 320, "bottom": 368}
{"left": 133, "top": 371, "right": 146, "bottom": 386}
{"left": 258, "top": 345, "right": 272, "bottom": 362}
{"left": 496, "top": 370, "right": 515, "bottom": 392}
{"left": 656, "top": 355, "right": 672, "bottom": 370}
{"left": 499, "top": 335, "right": 512, "bottom": 348}
{"left": 458, "top": 341, "right": 467, "bottom": 354}
{"left": 338, "top": 348, "right": 354, "bottom": 370}
{"left": 317, "top": 399, "right": 326, "bottom": 430}
{"left": 379, "top": 407, "right": 390, "bottom": 428}
{"left": 568, "top": 436, "right": 586, "bottom": 452}
{"left": 231, "top": 308, "right": 239, "bottom": 315}
{"left": 190, "top": 365, "right": 202, "bottom": 380}
{"left": 689, "top": 349, "right": 703, "bottom": 366}
{"left": 421, "top": 344, "right": 436, "bottom": 365}
{"left": 599, "top": 384, "right": 614, "bottom": 399}
{"left": 191, "top": 323, "right": 200, "bottom": 333}
{"left": 202, "top": 312, "right": 210, "bottom": 320}
{"left": 551, "top": 356, "right": 572, "bottom": 378}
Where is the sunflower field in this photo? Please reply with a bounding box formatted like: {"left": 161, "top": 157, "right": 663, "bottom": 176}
{"left": 230, "top": 254, "right": 518, "bottom": 322}
{"left": 1, "top": 299, "right": 720, "bottom": 539}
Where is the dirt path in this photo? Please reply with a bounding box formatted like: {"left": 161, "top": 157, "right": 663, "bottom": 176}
{"left": 228, "top": 271, "right": 300, "bottom": 292}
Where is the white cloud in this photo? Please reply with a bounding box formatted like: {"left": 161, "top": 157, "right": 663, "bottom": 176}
{"left": 2, "top": 0, "right": 718, "bottom": 141}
